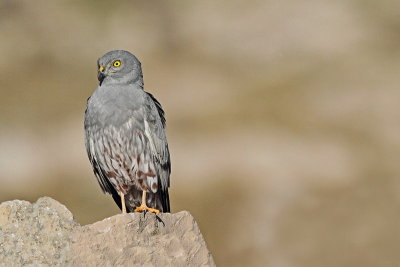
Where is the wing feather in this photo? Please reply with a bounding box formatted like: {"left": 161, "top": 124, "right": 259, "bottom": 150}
{"left": 144, "top": 92, "right": 171, "bottom": 211}
{"left": 84, "top": 101, "right": 116, "bottom": 194}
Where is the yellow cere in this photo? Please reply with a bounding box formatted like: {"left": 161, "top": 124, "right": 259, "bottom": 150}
{"left": 113, "top": 60, "right": 121, "bottom": 67}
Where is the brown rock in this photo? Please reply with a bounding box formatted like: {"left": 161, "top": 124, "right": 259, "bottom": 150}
{"left": 0, "top": 197, "right": 215, "bottom": 267}
{"left": 0, "top": 197, "right": 78, "bottom": 266}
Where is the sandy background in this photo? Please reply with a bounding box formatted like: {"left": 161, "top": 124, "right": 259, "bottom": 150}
{"left": 1, "top": 1, "right": 399, "bottom": 266}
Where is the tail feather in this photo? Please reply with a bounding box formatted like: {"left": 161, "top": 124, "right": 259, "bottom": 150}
{"left": 161, "top": 189, "right": 170, "bottom": 213}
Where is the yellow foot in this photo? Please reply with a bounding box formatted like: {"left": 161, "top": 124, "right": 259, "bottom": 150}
{"left": 134, "top": 205, "right": 160, "bottom": 214}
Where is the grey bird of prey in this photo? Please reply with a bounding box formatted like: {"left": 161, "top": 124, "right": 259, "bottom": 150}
{"left": 84, "top": 50, "right": 171, "bottom": 214}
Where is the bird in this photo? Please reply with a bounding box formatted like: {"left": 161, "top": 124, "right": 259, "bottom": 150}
{"left": 84, "top": 50, "right": 171, "bottom": 214}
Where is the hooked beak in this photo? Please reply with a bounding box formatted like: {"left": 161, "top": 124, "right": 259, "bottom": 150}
{"left": 98, "top": 65, "right": 105, "bottom": 85}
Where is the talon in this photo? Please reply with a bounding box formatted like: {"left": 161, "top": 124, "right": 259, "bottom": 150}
{"left": 134, "top": 204, "right": 160, "bottom": 214}
{"left": 133, "top": 190, "right": 160, "bottom": 214}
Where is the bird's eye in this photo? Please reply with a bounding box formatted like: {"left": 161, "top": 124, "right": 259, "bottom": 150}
{"left": 113, "top": 60, "right": 121, "bottom": 67}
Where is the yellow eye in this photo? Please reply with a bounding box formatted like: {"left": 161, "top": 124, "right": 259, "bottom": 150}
{"left": 113, "top": 60, "right": 121, "bottom": 67}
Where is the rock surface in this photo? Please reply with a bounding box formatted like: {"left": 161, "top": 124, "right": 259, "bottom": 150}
{"left": 0, "top": 197, "right": 215, "bottom": 267}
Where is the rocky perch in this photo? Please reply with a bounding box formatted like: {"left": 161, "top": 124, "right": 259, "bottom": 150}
{"left": 0, "top": 197, "right": 215, "bottom": 266}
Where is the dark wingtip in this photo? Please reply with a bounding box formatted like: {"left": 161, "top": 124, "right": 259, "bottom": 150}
{"left": 162, "top": 189, "right": 170, "bottom": 213}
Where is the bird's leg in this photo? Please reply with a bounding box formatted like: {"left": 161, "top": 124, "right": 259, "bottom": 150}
{"left": 134, "top": 190, "right": 160, "bottom": 214}
{"left": 141, "top": 189, "right": 147, "bottom": 206}
{"left": 119, "top": 191, "right": 127, "bottom": 214}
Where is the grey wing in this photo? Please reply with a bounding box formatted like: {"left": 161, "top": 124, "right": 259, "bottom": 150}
{"left": 144, "top": 92, "right": 171, "bottom": 211}
{"left": 84, "top": 102, "right": 116, "bottom": 195}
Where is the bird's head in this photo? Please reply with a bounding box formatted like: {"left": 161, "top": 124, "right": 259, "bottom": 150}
{"left": 97, "top": 50, "right": 143, "bottom": 86}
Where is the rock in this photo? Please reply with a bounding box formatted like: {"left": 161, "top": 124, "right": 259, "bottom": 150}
{"left": 0, "top": 197, "right": 215, "bottom": 267}
{"left": 0, "top": 197, "right": 78, "bottom": 266}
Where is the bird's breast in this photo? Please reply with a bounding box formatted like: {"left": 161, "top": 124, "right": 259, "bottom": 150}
{"left": 87, "top": 86, "right": 145, "bottom": 128}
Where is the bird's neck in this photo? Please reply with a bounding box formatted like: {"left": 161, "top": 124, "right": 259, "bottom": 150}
{"left": 102, "top": 74, "right": 144, "bottom": 89}
{"left": 131, "top": 74, "right": 144, "bottom": 88}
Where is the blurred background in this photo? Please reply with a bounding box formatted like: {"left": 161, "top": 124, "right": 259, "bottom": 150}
{"left": 1, "top": 0, "right": 399, "bottom": 266}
